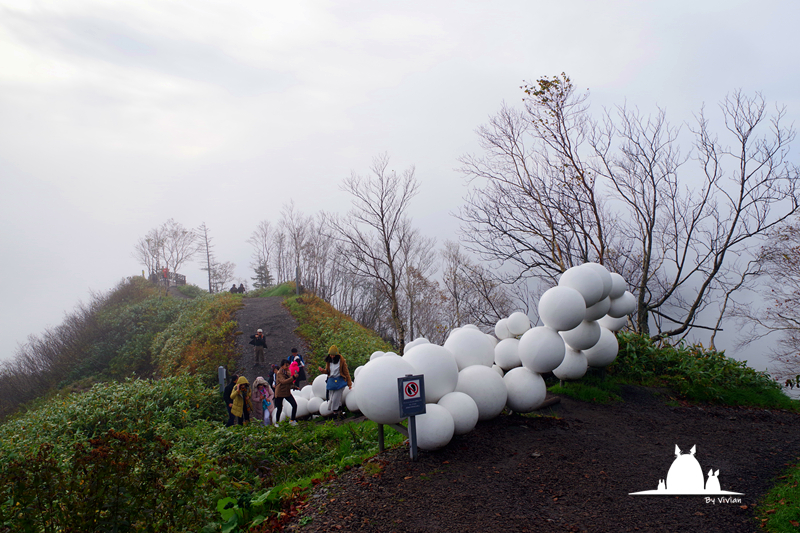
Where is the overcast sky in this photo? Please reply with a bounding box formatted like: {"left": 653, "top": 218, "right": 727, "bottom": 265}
{"left": 2, "top": 0, "right": 799, "bottom": 373}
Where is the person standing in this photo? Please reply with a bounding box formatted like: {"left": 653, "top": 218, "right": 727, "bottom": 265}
{"left": 249, "top": 329, "right": 268, "bottom": 366}
{"left": 321, "top": 345, "right": 352, "bottom": 419}
{"left": 251, "top": 376, "right": 274, "bottom": 426}
{"left": 291, "top": 348, "right": 307, "bottom": 385}
{"left": 229, "top": 376, "right": 252, "bottom": 425}
{"left": 274, "top": 359, "right": 298, "bottom": 426}
{"left": 223, "top": 373, "right": 239, "bottom": 427}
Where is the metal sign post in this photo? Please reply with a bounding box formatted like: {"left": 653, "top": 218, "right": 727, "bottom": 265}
{"left": 398, "top": 374, "right": 426, "bottom": 461}
{"left": 218, "top": 366, "right": 227, "bottom": 397}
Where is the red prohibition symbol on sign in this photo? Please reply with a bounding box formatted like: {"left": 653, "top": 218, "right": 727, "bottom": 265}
{"left": 405, "top": 382, "right": 419, "bottom": 397}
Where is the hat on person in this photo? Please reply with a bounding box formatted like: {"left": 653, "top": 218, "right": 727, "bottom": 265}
{"left": 328, "top": 345, "right": 340, "bottom": 355}
{"left": 257, "top": 329, "right": 263, "bottom": 333}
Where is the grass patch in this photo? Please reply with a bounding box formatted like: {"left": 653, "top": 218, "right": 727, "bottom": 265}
{"left": 756, "top": 462, "right": 800, "bottom": 532}
{"left": 249, "top": 282, "right": 297, "bottom": 298}
{"left": 547, "top": 370, "right": 622, "bottom": 404}
{"left": 176, "top": 284, "right": 208, "bottom": 299}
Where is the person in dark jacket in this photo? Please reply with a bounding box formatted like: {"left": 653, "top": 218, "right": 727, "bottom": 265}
{"left": 223, "top": 373, "right": 239, "bottom": 427}
{"left": 238, "top": 283, "right": 246, "bottom": 294}
{"left": 274, "top": 359, "right": 298, "bottom": 426}
{"left": 249, "top": 329, "right": 267, "bottom": 365}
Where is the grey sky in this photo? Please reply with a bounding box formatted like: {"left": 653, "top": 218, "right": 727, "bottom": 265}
{"left": 2, "top": 0, "right": 799, "bottom": 373}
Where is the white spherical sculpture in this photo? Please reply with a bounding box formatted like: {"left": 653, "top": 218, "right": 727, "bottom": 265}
{"left": 492, "top": 364, "right": 504, "bottom": 377}
{"left": 585, "top": 297, "right": 611, "bottom": 322}
{"left": 518, "top": 326, "right": 566, "bottom": 374}
{"left": 353, "top": 365, "right": 365, "bottom": 380}
{"left": 300, "top": 385, "right": 314, "bottom": 399}
{"left": 370, "top": 351, "right": 386, "bottom": 361}
{"left": 553, "top": 347, "right": 589, "bottom": 381}
{"left": 559, "top": 265, "right": 604, "bottom": 307}
{"left": 538, "top": 286, "right": 586, "bottom": 331}
{"left": 507, "top": 312, "right": 531, "bottom": 336}
{"left": 609, "top": 272, "right": 627, "bottom": 299}
{"left": 561, "top": 320, "right": 602, "bottom": 351}
{"left": 307, "top": 396, "right": 323, "bottom": 414}
{"left": 356, "top": 355, "right": 418, "bottom": 425}
{"left": 494, "top": 318, "right": 512, "bottom": 340}
{"left": 494, "top": 338, "right": 521, "bottom": 371}
{"left": 444, "top": 327, "right": 496, "bottom": 370}
{"left": 345, "top": 387, "right": 360, "bottom": 412}
{"left": 402, "top": 344, "right": 459, "bottom": 403}
{"left": 415, "top": 404, "right": 455, "bottom": 450}
{"left": 598, "top": 314, "right": 628, "bottom": 332}
{"left": 455, "top": 365, "right": 508, "bottom": 421}
{"left": 405, "top": 337, "right": 430, "bottom": 351}
{"left": 318, "top": 400, "right": 332, "bottom": 417}
{"left": 438, "top": 392, "right": 479, "bottom": 435}
{"left": 585, "top": 327, "right": 619, "bottom": 368}
{"left": 311, "top": 374, "right": 328, "bottom": 399}
{"left": 503, "top": 367, "right": 547, "bottom": 413}
{"left": 583, "top": 262, "right": 613, "bottom": 300}
{"left": 280, "top": 397, "right": 310, "bottom": 420}
{"left": 608, "top": 291, "right": 636, "bottom": 318}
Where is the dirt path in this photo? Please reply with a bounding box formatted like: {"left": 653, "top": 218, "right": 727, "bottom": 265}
{"left": 287, "top": 386, "right": 800, "bottom": 533}
{"left": 232, "top": 296, "right": 308, "bottom": 382}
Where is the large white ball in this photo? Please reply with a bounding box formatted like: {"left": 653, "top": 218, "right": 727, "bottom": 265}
{"left": 583, "top": 262, "right": 613, "bottom": 300}
{"left": 485, "top": 334, "right": 498, "bottom": 347}
{"left": 494, "top": 318, "right": 512, "bottom": 340}
{"left": 279, "top": 397, "right": 310, "bottom": 420}
{"left": 503, "top": 367, "right": 547, "bottom": 413}
{"left": 598, "top": 315, "right": 628, "bottom": 332}
{"left": 538, "top": 286, "right": 586, "bottom": 331}
{"left": 608, "top": 291, "right": 636, "bottom": 318}
{"left": 585, "top": 327, "right": 619, "bottom": 368}
{"left": 300, "top": 385, "right": 314, "bottom": 399}
{"left": 307, "top": 396, "right": 323, "bottom": 414}
{"left": 405, "top": 337, "right": 430, "bottom": 351}
{"left": 444, "top": 327, "right": 496, "bottom": 370}
{"left": 415, "top": 404, "right": 455, "bottom": 450}
{"left": 353, "top": 365, "right": 365, "bottom": 380}
{"left": 492, "top": 364, "right": 504, "bottom": 377}
{"left": 559, "top": 265, "right": 604, "bottom": 307}
{"left": 585, "top": 297, "right": 611, "bottom": 322}
{"left": 311, "top": 374, "right": 328, "bottom": 399}
{"left": 438, "top": 392, "right": 479, "bottom": 435}
{"left": 518, "top": 326, "right": 566, "bottom": 374}
{"left": 561, "top": 320, "right": 602, "bottom": 351}
{"left": 370, "top": 351, "right": 386, "bottom": 361}
{"left": 455, "top": 365, "right": 508, "bottom": 421}
{"left": 609, "top": 273, "right": 627, "bottom": 299}
{"left": 553, "top": 348, "right": 589, "bottom": 381}
{"left": 494, "top": 338, "right": 521, "bottom": 371}
{"left": 356, "top": 355, "right": 418, "bottom": 425}
{"left": 345, "top": 388, "right": 360, "bottom": 412}
{"left": 402, "top": 344, "right": 459, "bottom": 403}
{"left": 507, "top": 312, "right": 532, "bottom": 336}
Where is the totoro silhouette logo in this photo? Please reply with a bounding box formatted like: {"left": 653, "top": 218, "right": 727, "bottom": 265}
{"left": 629, "top": 445, "right": 743, "bottom": 496}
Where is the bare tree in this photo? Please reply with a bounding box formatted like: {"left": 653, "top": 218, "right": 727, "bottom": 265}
{"left": 132, "top": 219, "right": 197, "bottom": 277}
{"left": 248, "top": 220, "right": 275, "bottom": 288}
{"left": 332, "top": 154, "right": 421, "bottom": 353}
{"left": 460, "top": 74, "right": 800, "bottom": 342}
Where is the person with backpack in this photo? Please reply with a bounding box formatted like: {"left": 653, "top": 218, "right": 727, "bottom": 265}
{"left": 274, "top": 359, "right": 298, "bottom": 426}
{"left": 320, "top": 345, "right": 352, "bottom": 419}
{"left": 291, "top": 348, "right": 307, "bottom": 385}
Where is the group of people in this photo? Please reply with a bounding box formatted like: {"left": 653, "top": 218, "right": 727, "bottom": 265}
{"left": 229, "top": 283, "right": 246, "bottom": 294}
{"left": 222, "top": 343, "right": 353, "bottom": 427}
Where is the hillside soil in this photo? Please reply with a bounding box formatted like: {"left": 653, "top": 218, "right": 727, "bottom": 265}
{"left": 232, "top": 296, "right": 309, "bottom": 383}
{"left": 286, "top": 386, "right": 800, "bottom": 533}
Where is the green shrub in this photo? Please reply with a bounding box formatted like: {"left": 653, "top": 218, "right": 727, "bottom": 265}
{"left": 176, "top": 284, "right": 208, "bottom": 299}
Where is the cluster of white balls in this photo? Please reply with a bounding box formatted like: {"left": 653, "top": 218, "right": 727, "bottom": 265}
{"left": 292, "top": 262, "right": 635, "bottom": 450}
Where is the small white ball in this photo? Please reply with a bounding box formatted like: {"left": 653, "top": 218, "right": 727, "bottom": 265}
{"left": 312, "top": 374, "right": 328, "bottom": 399}
{"left": 518, "top": 326, "right": 566, "bottom": 374}
{"left": 443, "top": 327, "right": 496, "bottom": 370}
{"left": 492, "top": 364, "right": 504, "bottom": 377}
{"left": 279, "top": 397, "right": 310, "bottom": 419}
{"left": 539, "top": 286, "right": 586, "bottom": 331}
{"left": 494, "top": 318, "right": 512, "bottom": 340}
{"left": 300, "top": 385, "right": 314, "bottom": 399}
{"left": 609, "top": 273, "right": 627, "bottom": 299}
{"left": 345, "top": 387, "right": 360, "bottom": 412}
{"left": 583, "top": 262, "right": 613, "bottom": 300}
{"left": 553, "top": 348, "right": 589, "bottom": 381}
{"left": 370, "top": 351, "right": 386, "bottom": 361}
{"left": 598, "top": 315, "right": 628, "bottom": 332}
{"left": 307, "top": 396, "right": 323, "bottom": 414}
{"left": 462, "top": 324, "right": 480, "bottom": 331}
{"left": 438, "top": 391, "right": 479, "bottom": 435}
{"left": 402, "top": 344, "right": 459, "bottom": 403}
{"left": 485, "top": 334, "right": 498, "bottom": 347}
{"left": 585, "top": 327, "right": 619, "bottom": 368}
{"left": 585, "top": 297, "right": 611, "bottom": 322}
{"left": 561, "top": 320, "right": 602, "bottom": 351}
{"left": 415, "top": 404, "right": 455, "bottom": 450}
{"left": 455, "top": 365, "right": 508, "bottom": 421}
{"left": 494, "top": 338, "right": 521, "bottom": 371}
{"left": 503, "top": 367, "right": 547, "bottom": 413}
{"left": 559, "top": 265, "right": 604, "bottom": 307}
{"left": 608, "top": 291, "right": 636, "bottom": 318}
{"left": 507, "top": 312, "right": 532, "bottom": 336}
{"left": 319, "top": 400, "right": 332, "bottom": 417}
{"left": 405, "top": 337, "right": 430, "bottom": 351}
{"left": 356, "top": 355, "right": 418, "bottom": 425}
{"left": 354, "top": 365, "right": 365, "bottom": 380}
